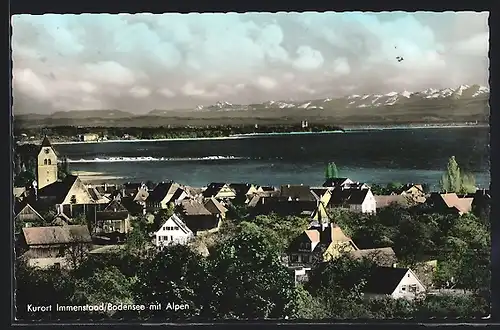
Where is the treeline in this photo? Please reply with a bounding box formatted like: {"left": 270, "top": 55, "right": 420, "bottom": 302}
{"left": 15, "top": 204, "right": 490, "bottom": 321}
{"left": 14, "top": 124, "right": 345, "bottom": 141}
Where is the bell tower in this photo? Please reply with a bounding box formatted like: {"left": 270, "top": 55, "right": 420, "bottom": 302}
{"left": 37, "top": 136, "right": 58, "bottom": 189}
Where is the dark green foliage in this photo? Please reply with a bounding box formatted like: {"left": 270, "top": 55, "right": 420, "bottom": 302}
{"left": 325, "top": 162, "right": 339, "bottom": 180}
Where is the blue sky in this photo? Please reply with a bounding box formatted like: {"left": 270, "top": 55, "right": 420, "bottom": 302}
{"left": 12, "top": 12, "right": 489, "bottom": 114}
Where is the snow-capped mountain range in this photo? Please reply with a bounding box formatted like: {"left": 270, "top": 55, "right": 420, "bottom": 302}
{"left": 193, "top": 84, "right": 489, "bottom": 112}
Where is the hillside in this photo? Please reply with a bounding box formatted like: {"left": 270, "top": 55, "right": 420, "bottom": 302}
{"left": 14, "top": 84, "right": 490, "bottom": 128}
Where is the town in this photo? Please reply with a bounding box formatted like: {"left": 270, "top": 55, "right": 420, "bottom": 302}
{"left": 14, "top": 136, "right": 491, "bottom": 320}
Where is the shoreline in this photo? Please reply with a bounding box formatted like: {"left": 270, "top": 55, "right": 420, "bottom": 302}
{"left": 17, "top": 123, "right": 488, "bottom": 146}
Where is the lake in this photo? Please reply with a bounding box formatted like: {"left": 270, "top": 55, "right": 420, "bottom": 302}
{"left": 56, "top": 127, "right": 491, "bottom": 190}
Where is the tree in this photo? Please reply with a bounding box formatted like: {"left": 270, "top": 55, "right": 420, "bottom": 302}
{"left": 125, "top": 215, "right": 154, "bottom": 258}
{"left": 134, "top": 244, "right": 208, "bottom": 321}
{"left": 440, "top": 156, "right": 476, "bottom": 194}
{"left": 435, "top": 214, "right": 490, "bottom": 292}
{"left": 15, "top": 259, "right": 75, "bottom": 320}
{"left": 58, "top": 156, "right": 71, "bottom": 180}
{"left": 207, "top": 229, "right": 298, "bottom": 319}
{"left": 306, "top": 254, "right": 374, "bottom": 319}
{"left": 72, "top": 266, "right": 135, "bottom": 318}
{"left": 325, "top": 162, "right": 339, "bottom": 180}
{"left": 292, "top": 285, "right": 329, "bottom": 319}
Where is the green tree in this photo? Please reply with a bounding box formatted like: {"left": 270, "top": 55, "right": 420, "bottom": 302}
{"left": 435, "top": 214, "right": 490, "bottom": 292}
{"left": 440, "top": 156, "right": 476, "bottom": 194}
{"left": 125, "top": 215, "right": 154, "bottom": 258}
{"left": 134, "top": 244, "right": 209, "bottom": 321}
{"left": 325, "top": 162, "right": 339, "bottom": 180}
{"left": 15, "top": 259, "right": 75, "bottom": 320}
{"left": 207, "top": 229, "right": 298, "bottom": 319}
{"left": 292, "top": 285, "right": 329, "bottom": 319}
{"left": 306, "top": 254, "right": 374, "bottom": 319}
{"left": 14, "top": 170, "right": 35, "bottom": 188}
{"left": 72, "top": 266, "right": 135, "bottom": 318}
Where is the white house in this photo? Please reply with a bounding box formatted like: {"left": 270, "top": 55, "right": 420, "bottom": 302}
{"left": 154, "top": 213, "right": 194, "bottom": 249}
{"left": 363, "top": 267, "right": 426, "bottom": 300}
{"left": 331, "top": 188, "right": 377, "bottom": 214}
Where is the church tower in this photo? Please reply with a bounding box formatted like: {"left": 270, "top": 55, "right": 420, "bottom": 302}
{"left": 37, "top": 136, "right": 58, "bottom": 189}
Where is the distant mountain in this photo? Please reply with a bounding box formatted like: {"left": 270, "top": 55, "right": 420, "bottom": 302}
{"left": 14, "top": 84, "right": 489, "bottom": 128}
{"left": 155, "top": 84, "right": 489, "bottom": 113}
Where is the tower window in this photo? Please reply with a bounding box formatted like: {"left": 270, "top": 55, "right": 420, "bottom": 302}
{"left": 47, "top": 159, "right": 52, "bottom": 165}
{"left": 44, "top": 159, "right": 48, "bottom": 165}
{"left": 44, "top": 149, "right": 50, "bottom": 154}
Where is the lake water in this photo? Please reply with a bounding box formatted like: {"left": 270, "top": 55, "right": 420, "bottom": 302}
{"left": 56, "top": 127, "right": 491, "bottom": 190}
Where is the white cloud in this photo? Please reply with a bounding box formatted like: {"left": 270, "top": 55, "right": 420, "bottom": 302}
{"left": 129, "top": 86, "right": 151, "bottom": 98}
{"left": 257, "top": 76, "right": 277, "bottom": 89}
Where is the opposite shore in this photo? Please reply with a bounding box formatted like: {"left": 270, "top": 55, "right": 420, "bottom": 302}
{"left": 16, "top": 122, "right": 488, "bottom": 146}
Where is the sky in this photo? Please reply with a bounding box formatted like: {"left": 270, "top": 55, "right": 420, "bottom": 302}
{"left": 11, "top": 11, "right": 490, "bottom": 115}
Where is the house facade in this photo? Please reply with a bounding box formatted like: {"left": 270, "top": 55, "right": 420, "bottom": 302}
{"left": 95, "top": 198, "right": 132, "bottom": 235}
{"left": 363, "top": 267, "right": 426, "bottom": 300}
{"left": 19, "top": 225, "right": 92, "bottom": 268}
{"left": 146, "top": 181, "right": 181, "bottom": 211}
{"left": 179, "top": 199, "right": 222, "bottom": 235}
{"left": 14, "top": 204, "right": 45, "bottom": 232}
{"left": 287, "top": 223, "right": 359, "bottom": 266}
{"left": 38, "top": 175, "right": 97, "bottom": 218}
{"left": 154, "top": 213, "right": 194, "bottom": 249}
{"left": 330, "top": 188, "right": 377, "bottom": 214}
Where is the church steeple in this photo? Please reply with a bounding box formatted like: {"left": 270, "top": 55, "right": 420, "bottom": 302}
{"left": 41, "top": 135, "right": 52, "bottom": 147}
{"left": 37, "top": 136, "right": 58, "bottom": 189}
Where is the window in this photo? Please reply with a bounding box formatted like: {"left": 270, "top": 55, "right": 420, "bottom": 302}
{"left": 164, "top": 236, "right": 169, "bottom": 241}
{"left": 47, "top": 159, "right": 52, "bottom": 165}
{"left": 401, "top": 285, "right": 407, "bottom": 291}
{"left": 44, "top": 148, "right": 50, "bottom": 154}
{"left": 409, "top": 284, "right": 417, "bottom": 293}
{"left": 44, "top": 159, "right": 48, "bottom": 165}
{"left": 70, "top": 195, "right": 77, "bottom": 204}
{"left": 170, "top": 236, "right": 173, "bottom": 241}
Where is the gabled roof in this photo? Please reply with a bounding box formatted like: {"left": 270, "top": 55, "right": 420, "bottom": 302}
{"left": 323, "top": 178, "right": 351, "bottom": 187}
{"left": 305, "top": 229, "right": 320, "bottom": 243}
{"left": 14, "top": 203, "right": 44, "bottom": 222}
{"left": 158, "top": 213, "right": 193, "bottom": 235}
{"left": 363, "top": 267, "right": 409, "bottom": 295}
{"left": 397, "top": 183, "right": 424, "bottom": 194}
{"left": 180, "top": 199, "right": 212, "bottom": 216}
{"left": 41, "top": 136, "right": 52, "bottom": 147}
{"left": 38, "top": 175, "right": 83, "bottom": 204}
{"left": 204, "top": 197, "right": 228, "bottom": 215}
{"left": 22, "top": 225, "right": 92, "bottom": 245}
{"left": 454, "top": 198, "right": 473, "bottom": 214}
{"left": 311, "top": 187, "right": 330, "bottom": 198}
{"left": 330, "top": 188, "right": 370, "bottom": 205}
{"left": 51, "top": 212, "right": 72, "bottom": 226}
{"left": 103, "top": 199, "right": 129, "bottom": 212}
{"left": 280, "top": 185, "right": 316, "bottom": 201}
{"left": 351, "top": 247, "right": 397, "bottom": 266}
{"left": 202, "top": 182, "right": 233, "bottom": 198}
{"left": 171, "top": 188, "right": 185, "bottom": 201}
{"left": 147, "top": 181, "right": 179, "bottom": 203}
{"left": 433, "top": 193, "right": 473, "bottom": 214}
{"left": 229, "top": 183, "right": 254, "bottom": 196}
